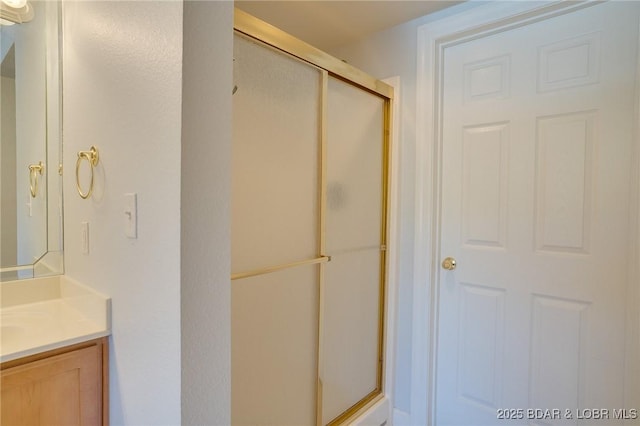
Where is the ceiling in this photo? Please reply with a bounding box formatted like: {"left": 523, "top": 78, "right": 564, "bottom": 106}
{"left": 234, "top": 1, "right": 462, "bottom": 51}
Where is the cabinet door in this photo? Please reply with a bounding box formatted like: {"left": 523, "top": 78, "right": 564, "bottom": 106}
{"left": 1, "top": 345, "right": 102, "bottom": 425}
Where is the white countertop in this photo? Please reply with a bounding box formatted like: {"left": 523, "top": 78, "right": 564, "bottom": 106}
{"left": 0, "top": 276, "right": 111, "bottom": 363}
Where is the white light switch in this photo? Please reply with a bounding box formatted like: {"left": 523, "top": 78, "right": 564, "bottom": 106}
{"left": 81, "top": 222, "right": 89, "bottom": 254}
{"left": 124, "top": 193, "right": 137, "bottom": 239}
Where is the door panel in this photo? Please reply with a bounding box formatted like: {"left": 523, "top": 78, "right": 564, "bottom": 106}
{"left": 437, "top": 3, "right": 639, "bottom": 424}
{"left": 461, "top": 122, "right": 509, "bottom": 248}
{"left": 535, "top": 111, "right": 595, "bottom": 253}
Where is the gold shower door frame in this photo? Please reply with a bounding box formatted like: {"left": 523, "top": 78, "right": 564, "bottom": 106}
{"left": 233, "top": 9, "right": 393, "bottom": 426}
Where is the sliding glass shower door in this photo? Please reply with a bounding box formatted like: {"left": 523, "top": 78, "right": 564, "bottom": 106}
{"left": 232, "top": 14, "right": 392, "bottom": 424}
{"left": 231, "top": 33, "right": 323, "bottom": 426}
{"left": 320, "top": 76, "right": 386, "bottom": 425}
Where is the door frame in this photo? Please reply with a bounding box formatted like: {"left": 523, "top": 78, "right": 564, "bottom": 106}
{"left": 413, "top": 2, "right": 640, "bottom": 425}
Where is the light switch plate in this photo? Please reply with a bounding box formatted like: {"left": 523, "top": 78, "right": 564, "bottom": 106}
{"left": 124, "top": 193, "right": 137, "bottom": 239}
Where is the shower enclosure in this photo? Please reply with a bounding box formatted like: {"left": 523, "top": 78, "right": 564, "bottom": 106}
{"left": 232, "top": 10, "right": 393, "bottom": 425}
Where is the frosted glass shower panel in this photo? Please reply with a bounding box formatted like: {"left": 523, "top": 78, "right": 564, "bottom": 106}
{"left": 325, "top": 77, "right": 384, "bottom": 254}
{"left": 321, "top": 77, "right": 385, "bottom": 424}
{"left": 232, "top": 265, "right": 319, "bottom": 426}
{"left": 232, "top": 34, "right": 321, "bottom": 274}
{"left": 321, "top": 249, "right": 382, "bottom": 424}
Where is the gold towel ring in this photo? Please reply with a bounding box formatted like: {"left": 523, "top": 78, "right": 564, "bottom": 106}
{"left": 28, "top": 161, "right": 44, "bottom": 198}
{"left": 76, "top": 146, "right": 99, "bottom": 199}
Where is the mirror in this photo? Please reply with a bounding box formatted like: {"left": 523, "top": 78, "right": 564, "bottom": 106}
{"left": 0, "top": 0, "right": 62, "bottom": 281}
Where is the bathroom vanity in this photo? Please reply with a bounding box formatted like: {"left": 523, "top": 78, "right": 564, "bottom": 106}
{"left": 0, "top": 276, "right": 111, "bottom": 425}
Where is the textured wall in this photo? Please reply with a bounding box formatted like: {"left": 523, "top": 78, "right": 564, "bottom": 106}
{"left": 63, "top": 2, "right": 183, "bottom": 423}
{"left": 181, "top": 1, "right": 232, "bottom": 424}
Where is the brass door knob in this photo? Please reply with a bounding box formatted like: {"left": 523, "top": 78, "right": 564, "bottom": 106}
{"left": 442, "top": 257, "right": 457, "bottom": 270}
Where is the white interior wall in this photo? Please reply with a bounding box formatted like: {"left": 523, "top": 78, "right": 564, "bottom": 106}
{"left": 328, "top": 2, "right": 481, "bottom": 421}
{"left": 63, "top": 1, "right": 183, "bottom": 423}
{"left": 181, "top": 1, "right": 232, "bottom": 424}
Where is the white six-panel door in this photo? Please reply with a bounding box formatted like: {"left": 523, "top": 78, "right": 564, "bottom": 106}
{"left": 436, "top": 3, "right": 639, "bottom": 425}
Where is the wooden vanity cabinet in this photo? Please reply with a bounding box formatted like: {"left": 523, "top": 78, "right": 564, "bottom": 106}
{"left": 1, "top": 337, "right": 108, "bottom": 426}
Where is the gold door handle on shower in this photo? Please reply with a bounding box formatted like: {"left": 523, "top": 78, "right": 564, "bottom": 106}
{"left": 442, "top": 257, "right": 457, "bottom": 271}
